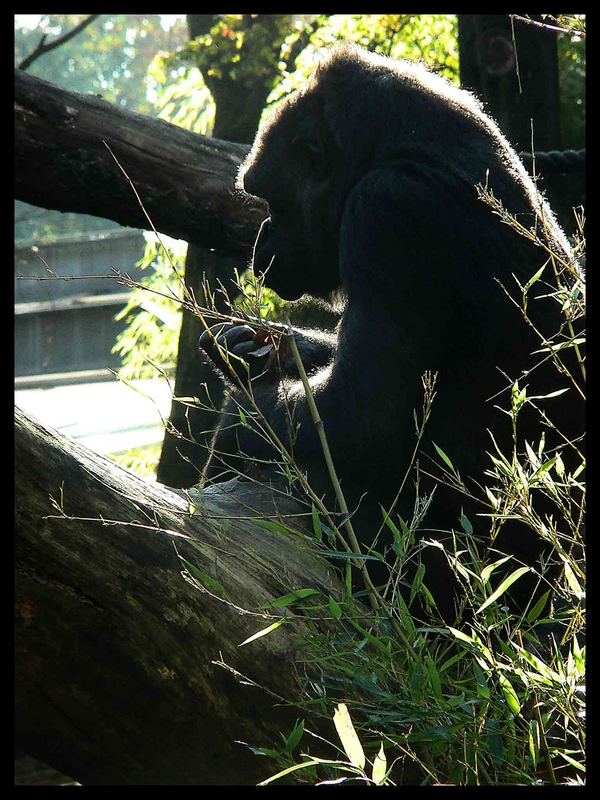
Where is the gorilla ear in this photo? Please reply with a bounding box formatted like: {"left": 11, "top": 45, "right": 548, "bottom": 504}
{"left": 291, "top": 135, "right": 329, "bottom": 178}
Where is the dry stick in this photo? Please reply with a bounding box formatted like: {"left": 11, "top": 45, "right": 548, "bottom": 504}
{"left": 16, "top": 273, "right": 118, "bottom": 282}
{"left": 100, "top": 142, "right": 236, "bottom": 365}
{"left": 198, "top": 324, "right": 364, "bottom": 573}
{"left": 284, "top": 324, "right": 374, "bottom": 607}
{"left": 510, "top": 13, "right": 585, "bottom": 37}
{"left": 285, "top": 321, "right": 422, "bottom": 663}
{"left": 18, "top": 14, "right": 101, "bottom": 71}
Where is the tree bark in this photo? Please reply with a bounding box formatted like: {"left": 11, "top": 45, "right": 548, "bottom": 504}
{"left": 14, "top": 68, "right": 267, "bottom": 258}
{"left": 15, "top": 406, "right": 342, "bottom": 785}
{"left": 157, "top": 14, "right": 288, "bottom": 488}
{"left": 456, "top": 14, "right": 583, "bottom": 233}
{"left": 458, "top": 14, "right": 560, "bottom": 152}
{"left": 155, "top": 244, "right": 237, "bottom": 488}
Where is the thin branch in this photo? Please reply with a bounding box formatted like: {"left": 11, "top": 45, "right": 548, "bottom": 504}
{"left": 510, "top": 14, "right": 586, "bottom": 38}
{"left": 18, "top": 14, "right": 101, "bottom": 71}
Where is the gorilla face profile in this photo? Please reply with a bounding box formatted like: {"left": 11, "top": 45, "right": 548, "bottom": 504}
{"left": 200, "top": 43, "right": 584, "bottom": 619}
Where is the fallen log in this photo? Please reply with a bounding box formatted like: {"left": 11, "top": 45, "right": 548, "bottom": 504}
{"left": 15, "top": 406, "right": 342, "bottom": 785}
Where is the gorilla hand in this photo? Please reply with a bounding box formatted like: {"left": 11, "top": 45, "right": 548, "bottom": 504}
{"left": 199, "top": 323, "right": 282, "bottom": 384}
{"left": 200, "top": 322, "right": 336, "bottom": 386}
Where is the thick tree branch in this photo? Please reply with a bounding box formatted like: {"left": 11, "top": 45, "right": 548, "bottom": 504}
{"left": 14, "top": 69, "right": 267, "bottom": 257}
{"left": 15, "top": 406, "right": 341, "bottom": 785}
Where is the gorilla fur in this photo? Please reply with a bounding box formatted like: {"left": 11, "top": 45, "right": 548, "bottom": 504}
{"left": 199, "top": 44, "right": 584, "bottom": 619}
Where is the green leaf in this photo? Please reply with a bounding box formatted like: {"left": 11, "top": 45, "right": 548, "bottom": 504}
{"left": 480, "top": 555, "right": 512, "bottom": 585}
{"left": 328, "top": 595, "right": 342, "bottom": 620}
{"left": 538, "top": 337, "right": 585, "bottom": 353}
{"left": 253, "top": 519, "right": 296, "bottom": 536}
{"left": 311, "top": 504, "right": 323, "bottom": 541}
{"left": 526, "top": 590, "right": 550, "bottom": 623}
{"left": 420, "top": 582, "right": 437, "bottom": 609}
{"left": 448, "top": 626, "right": 473, "bottom": 644}
{"left": 246, "top": 746, "right": 281, "bottom": 759}
{"left": 285, "top": 719, "right": 304, "bottom": 753}
{"left": 534, "top": 455, "right": 558, "bottom": 478}
{"left": 563, "top": 561, "right": 584, "bottom": 599}
{"left": 485, "top": 718, "right": 505, "bottom": 767}
{"left": 433, "top": 442, "right": 456, "bottom": 474}
{"left": 380, "top": 507, "right": 402, "bottom": 539}
{"left": 258, "top": 760, "right": 332, "bottom": 786}
{"left": 333, "top": 703, "right": 365, "bottom": 771}
{"left": 511, "top": 381, "right": 527, "bottom": 414}
{"left": 516, "top": 646, "right": 561, "bottom": 682}
{"left": 179, "top": 558, "right": 225, "bottom": 597}
{"left": 523, "top": 264, "right": 545, "bottom": 293}
{"left": 266, "top": 588, "right": 320, "bottom": 609}
{"left": 558, "top": 752, "right": 586, "bottom": 772}
{"left": 372, "top": 742, "right": 387, "bottom": 785}
{"left": 527, "top": 387, "right": 570, "bottom": 400}
{"left": 409, "top": 562, "right": 426, "bottom": 606}
{"left": 485, "top": 486, "right": 499, "bottom": 509}
{"left": 528, "top": 719, "right": 540, "bottom": 770}
{"left": 498, "top": 673, "right": 521, "bottom": 715}
{"left": 238, "top": 618, "right": 286, "bottom": 647}
{"left": 460, "top": 511, "right": 473, "bottom": 535}
{"left": 525, "top": 440, "right": 540, "bottom": 468}
{"left": 425, "top": 653, "right": 443, "bottom": 703}
{"left": 475, "top": 567, "right": 530, "bottom": 614}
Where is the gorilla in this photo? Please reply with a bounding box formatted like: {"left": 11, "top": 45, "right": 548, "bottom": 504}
{"left": 199, "top": 44, "right": 584, "bottom": 619}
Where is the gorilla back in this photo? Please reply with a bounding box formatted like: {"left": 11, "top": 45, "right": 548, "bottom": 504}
{"left": 201, "top": 43, "right": 584, "bottom": 618}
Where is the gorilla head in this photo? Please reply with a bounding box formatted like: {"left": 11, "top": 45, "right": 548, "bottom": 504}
{"left": 238, "top": 43, "right": 573, "bottom": 305}
{"left": 239, "top": 89, "right": 344, "bottom": 300}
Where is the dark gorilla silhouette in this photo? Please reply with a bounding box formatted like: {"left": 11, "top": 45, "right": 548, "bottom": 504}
{"left": 199, "top": 44, "right": 584, "bottom": 619}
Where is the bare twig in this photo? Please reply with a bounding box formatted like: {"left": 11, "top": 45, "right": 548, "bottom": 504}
{"left": 510, "top": 14, "right": 585, "bottom": 38}
{"left": 18, "top": 14, "right": 101, "bottom": 71}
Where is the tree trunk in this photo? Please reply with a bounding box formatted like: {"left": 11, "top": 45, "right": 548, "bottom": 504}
{"left": 15, "top": 406, "right": 342, "bottom": 785}
{"left": 155, "top": 244, "right": 237, "bottom": 488}
{"left": 155, "top": 14, "right": 287, "bottom": 488}
{"left": 458, "top": 14, "right": 560, "bottom": 152}
{"left": 457, "top": 14, "right": 583, "bottom": 232}
{"left": 14, "top": 68, "right": 266, "bottom": 257}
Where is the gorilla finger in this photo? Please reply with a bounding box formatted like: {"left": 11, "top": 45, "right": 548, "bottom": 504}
{"left": 232, "top": 340, "right": 274, "bottom": 359}
{"left": 219, "top": 325, "right": 258, "bottom": 349}
{"left": 199, "top": 322, "right": 231, "bottom": 352}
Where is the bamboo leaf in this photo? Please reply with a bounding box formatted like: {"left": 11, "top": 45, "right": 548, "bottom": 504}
{"left": 475, "top": 567, "right": 530, "bottom": 614}
{"left": 265, "top": 588, "right": 320, "bottom": 609}
{"left": 433, "top": 442, "right": 456, "bottom": 474}
{"left": 253, "top": 519, "right": 296, "bottom": 536}
{"left": 285, "top": 719, "right": 304, "bottom": 753}
{"left": 333, "top": 703, "right": 365, "bottom": 771}
{"left": 328, "top": 595, "right": 342, "bottom": 620}
{"left": 480, "top": 555, "right": 512, "bottom": 585}
{"left": 498, "top": 673, "right": 521, "bottom": 715}
{"left": 238, "top": 618, "right": 286, "bottom": 647}
{"left": 372, "top": 742, "right": 387, "bottom": 785}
